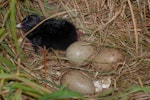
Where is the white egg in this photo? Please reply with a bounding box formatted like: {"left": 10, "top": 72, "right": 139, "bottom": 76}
{"left": 66, "top": 41, "right": 95, "bottom": 66}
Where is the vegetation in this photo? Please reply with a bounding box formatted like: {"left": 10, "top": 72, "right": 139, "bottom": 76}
{"left": 0, "top": 0, "right": 150, "bottom": 99}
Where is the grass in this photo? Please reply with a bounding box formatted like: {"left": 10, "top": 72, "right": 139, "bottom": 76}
{"left": 0, "top": 0, "right": 150, "bottom": 100}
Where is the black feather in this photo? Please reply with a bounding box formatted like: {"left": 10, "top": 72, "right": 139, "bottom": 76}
{"left": 19, "top": 14, "right": 77, "bottom": 52}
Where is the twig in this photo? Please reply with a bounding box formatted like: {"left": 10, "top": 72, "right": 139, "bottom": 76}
{"left": 43, "top": 46, "right": 48, "bottom": 88}
{"left": 127, "top": 0, "right": 139, "bottom": 56}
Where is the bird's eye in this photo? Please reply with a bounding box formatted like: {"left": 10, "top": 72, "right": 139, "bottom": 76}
{"left": 25, "top": 17, "right": 28, "bottom": 21}
{"left": 22, "top": 17, "right": 28, "bottom": 23}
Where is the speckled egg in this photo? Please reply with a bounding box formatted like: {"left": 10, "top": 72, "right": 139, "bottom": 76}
{"left": 92, "top": 48, "right": 124, "bottom": 71}
{"left": 66, "top": 41, "right": 95, "bottom": 66}
{"left": 61, "top": 70, "right": 95, "bottom": 95}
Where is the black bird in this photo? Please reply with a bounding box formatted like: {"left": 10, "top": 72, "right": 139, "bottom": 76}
{"left": 16, "top": 14, "right": 78, "bottom": 52}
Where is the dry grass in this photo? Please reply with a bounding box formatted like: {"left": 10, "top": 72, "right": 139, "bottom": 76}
{"left": 0, "top": 0, "right": 150, "bottom": 99}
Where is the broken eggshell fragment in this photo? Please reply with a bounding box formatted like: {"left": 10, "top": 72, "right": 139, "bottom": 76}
{"left": 93, "top": 77, "right": 111, "bottom": 92}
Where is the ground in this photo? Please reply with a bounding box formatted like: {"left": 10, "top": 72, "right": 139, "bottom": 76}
{"left": 0, "top": 0, "right": 150, "bottom": 99}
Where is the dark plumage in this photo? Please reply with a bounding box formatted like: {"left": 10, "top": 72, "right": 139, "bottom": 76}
{"left": 17, "top": 14, "right": 78, "bottom": 52}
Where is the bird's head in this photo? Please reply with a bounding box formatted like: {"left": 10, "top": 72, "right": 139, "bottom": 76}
{"left": 16, "top": 14, "right": 42, "bottom": 32}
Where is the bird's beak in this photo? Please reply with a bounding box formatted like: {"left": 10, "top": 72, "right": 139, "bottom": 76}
{"left": 16, "top": 23, "right": 23, "bottom": 28}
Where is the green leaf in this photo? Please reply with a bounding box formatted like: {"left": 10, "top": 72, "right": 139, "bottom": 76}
{"left": 0, "top": 55, "right": 16, "bottom": 70}
{"left": 0, "top": 73, "right": 51, "bottom": 95}
{"left": 124, "top": 85, "right": 150, "bottom": 94}
{"left": 39, "top": 88, "right": 84, "bottom": 100}
{"left": 12, "top": 89, "right": 22, "bottom": 100}
{"left": 9, "top": 0, "right": 22, "bottom": 58}
{"left": 1, "top": 42, "right": 16, "bottom": 58}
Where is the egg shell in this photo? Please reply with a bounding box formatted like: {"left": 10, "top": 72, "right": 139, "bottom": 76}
{"left": 93, "top": 48, "right": 123, "bottom": 71}
{"left": 66, "top": 41, "right": 95, "bottom": 66}
{"left": 61, "top": 70, "right": 95, "bottom": 95}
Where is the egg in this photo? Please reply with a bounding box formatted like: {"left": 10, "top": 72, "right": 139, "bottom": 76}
{"left": 60, "top": 70, "right": 95, "bottom": 95}
{"left": 92, "top": 48, "right": 124, "bottom": 71}
{"left": 66, "top": 41, "right": 95, "bottom": 66}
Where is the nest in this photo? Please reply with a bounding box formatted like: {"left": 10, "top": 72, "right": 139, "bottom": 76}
{"left": 0, "top": 0, "right": 150, "bottom": 99}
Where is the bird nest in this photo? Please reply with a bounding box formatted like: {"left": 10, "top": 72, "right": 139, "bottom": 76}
{"left": 0, "top": 0, "right": 150, "bottom": 99}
